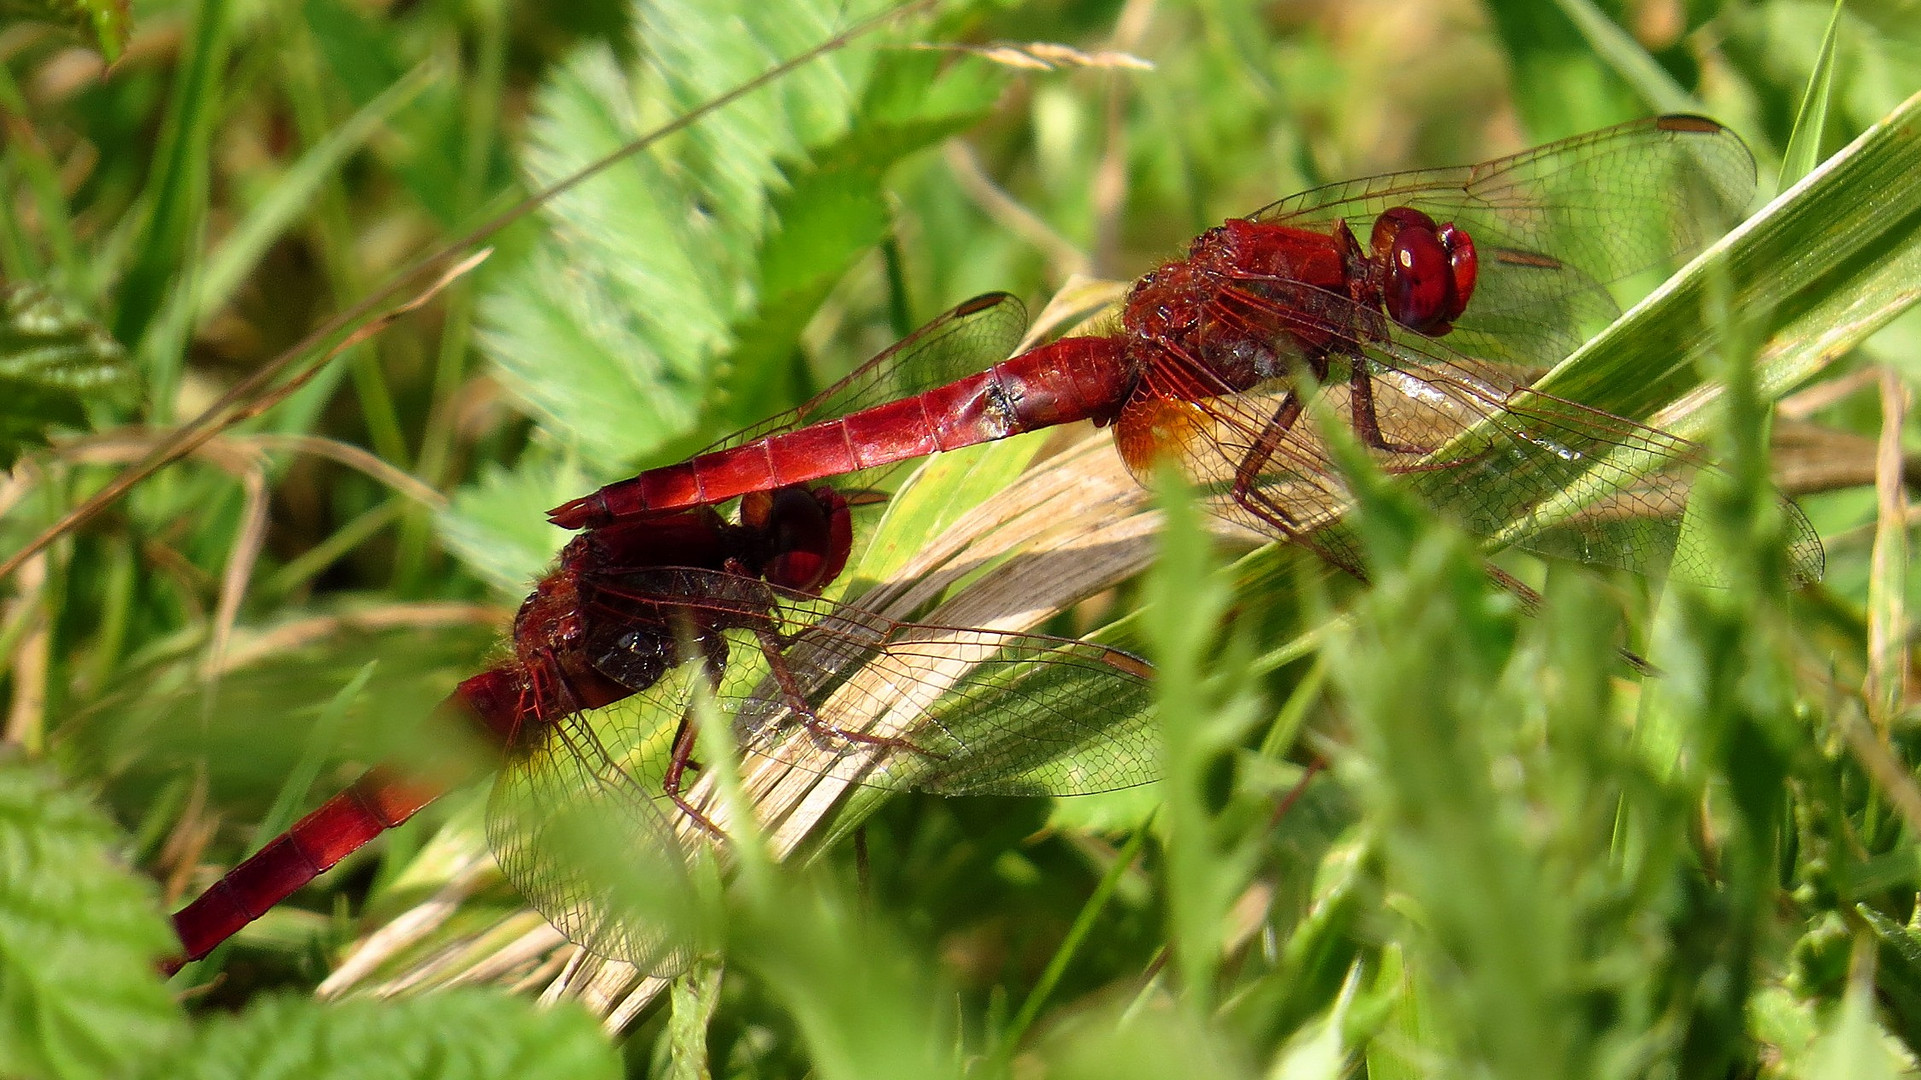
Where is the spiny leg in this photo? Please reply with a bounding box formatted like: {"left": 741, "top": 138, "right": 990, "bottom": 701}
{"left": 1346, "top": 360, "right": 1433, "bottom": 457}
{"left": 660, "top": 637, "right": 733, "bottom": 839}
{"left": 1481, "top": 563, "right": 1656, "bottom": 676}
{"left": 660, "top": 710, "right": 726, "bottom": 839}
{"left": 1231, "top": 390, "right": 1304, "bottom": 504}
{"left": 1226, "top": 393, "right": 1378, "bottom": 581}
{"left": 750, "top": 629, "right": 933, "bottom": 758}
{"left": 1231, "top": 392, "right": 1318, "bottom": 543}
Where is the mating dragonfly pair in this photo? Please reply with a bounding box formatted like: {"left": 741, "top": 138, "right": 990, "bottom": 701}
{"left": 168, "top": 115, "right": 1824, "bottom": 973}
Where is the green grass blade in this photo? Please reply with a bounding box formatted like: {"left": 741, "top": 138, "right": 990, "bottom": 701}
{"left": 1549, "top": 0, "right": 1698, "bottom": 115}
{"left": 191, "top": 62, "right": 439, "bottom": 331}
{"left": 1144, "top": 466, "right": 1265, "bottom": 1016}
{"left": 113, "top": 0, "right": 233, "bottom": 407}
{"left": 1779, "top": 0, "right": 1847, "bottom": 188}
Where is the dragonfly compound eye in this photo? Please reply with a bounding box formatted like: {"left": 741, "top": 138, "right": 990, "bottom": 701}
{"left": 1374, "top": 208, "right": 1470, "bottom": 335}
{"left": 757, "top": 485, "right": 851, "bottom": 593}
{"left": 1437, "top": 222, "right": 1477, "bottom": 322}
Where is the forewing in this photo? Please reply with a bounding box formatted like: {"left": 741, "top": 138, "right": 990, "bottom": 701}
{"left": 699, "top": 292, "right": 1029, "bottom": 454}
{"left": 486, "top": 682, "right": 704, "bottom": 974}
{"left": 1250, "top": 116, "right": 1758, "bottom": 368}
{"left": 593, "top": 568, "right": 1160, "bottom": 797}
{"left": 1408, "top": 384, "right": 1826, "bottom": 585}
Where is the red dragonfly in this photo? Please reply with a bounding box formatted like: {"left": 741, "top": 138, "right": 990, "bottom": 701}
{"left": 550, "top": 115, "right": 1824, "bottom": 585}
{"left": 168, "top": 484, "right": 1154, "bottom": 970}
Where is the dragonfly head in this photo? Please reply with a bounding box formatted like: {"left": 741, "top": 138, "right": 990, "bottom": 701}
{"left": 1370, "top": 207, "right": 1477, "bottom": 334}
{"left": 740, "top": 485, "right": 853, "bottom": 594}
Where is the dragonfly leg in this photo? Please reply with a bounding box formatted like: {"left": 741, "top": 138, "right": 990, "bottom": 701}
{"left": 1225, "top": 392, "right": 1382, "bottom": 579}
{"left": 658, "top": 643, "right": 734, "bottom": 839}
{"left": 1347, "top": 363, "right": 1432, "bottom": 457}
{"left": 752, "top": 630, "right": 932, "bottom": 756}
{"left": 1481, "top": 563, "right": 1657, "bottom": 676}
{"left": 1230, "top": 392, "right": 1311, "bottom": 537}
{"left": 1268, "top": 755, "right": 1325, "bottom": 829}
{"left": 660, "top": 713, "right": 727, "bottom": 838}
{"left": 1231, "top": 392, "right": 1302, "bottom": 503}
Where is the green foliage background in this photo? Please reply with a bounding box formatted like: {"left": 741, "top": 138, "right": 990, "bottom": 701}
{"left": 0, "top": 0, "right": 1918, "bottom": 1076}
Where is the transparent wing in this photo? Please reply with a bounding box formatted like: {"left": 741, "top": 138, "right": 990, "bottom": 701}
{"left": 486, "top": 570, "right": 1158, "bottom": 969}
{"left": 1116, "top": 278, "right": 1823, "bottom": 585}
{"left": 487, "top": 668, "right": 702, "bottom": 975}
{"left": 1249, "top": 115, "right": 1758, "bottom": 369}
{"left": 699, "top": 292, "right": 1029, "bottom": 454}
{"left": 577, "top": 568, "right": 1160, "bottom": 797}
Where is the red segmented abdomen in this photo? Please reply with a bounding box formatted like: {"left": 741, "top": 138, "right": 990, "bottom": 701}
{"left": 165, "top": 669, "right": 522, "bottom": 971}
{"left": 549, "top": 336, "right": 1134, "bottom": 527}
{"left": 167, "top": 767, "right": 439, "bottom": 967}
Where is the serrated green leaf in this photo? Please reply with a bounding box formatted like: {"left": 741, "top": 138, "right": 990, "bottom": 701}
{"left": 464, "top": 4, "right": 1008, "bottom": 593}
{"left": 1859, "top": 905, "right": 1921, "bottom": 1057}
{"left": 477, "top": 4, "right": 1003, "bottom": 478}
{"left": 0, "top": 755, "right": 183, "bottom": 1080}
{"left": 477, "top": 45, "right": 717, "bottom": 463}
{"left": 479, "top": 0, "right": 886, "bottom": 467}
{"left": 0, "top": 283, "right": 138, "bottom": 468}
{"left": 712, "top": 50, "right": 1004, "bottom": 430}
{"left": 144, "top": 992, "right": 619, "bottom": 1080}
{"left": 438, "top": 454, "right": 596, "bottom": 595}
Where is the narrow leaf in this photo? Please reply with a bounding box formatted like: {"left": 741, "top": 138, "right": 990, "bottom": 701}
{"left": 1549, "top": 0, "right": 1697, "bottom": 115}
{"left": 1779, "top": 0, "right": 1847, "bottom": 187}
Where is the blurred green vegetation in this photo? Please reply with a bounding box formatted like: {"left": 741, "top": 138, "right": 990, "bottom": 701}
{"left": 1, "top": 0, "right": 1919, "bottom": 1076}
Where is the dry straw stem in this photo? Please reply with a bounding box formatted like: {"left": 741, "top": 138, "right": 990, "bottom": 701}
{"left": 1865, "top": 364, "right": 1911, "bottom": 726}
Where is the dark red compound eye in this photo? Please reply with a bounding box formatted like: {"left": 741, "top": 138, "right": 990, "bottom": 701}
{"left": 1371, "top": 208, "right": 1478, "bottom": 335}
{"left": 1438, "top": 222, "right": 1477, "bottom": 323}
{"left": 1386, "top": 224, "right": 1455, "bottom": 332}
{"left": 759, "top": 485, "right": 851, "bottom": 593}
